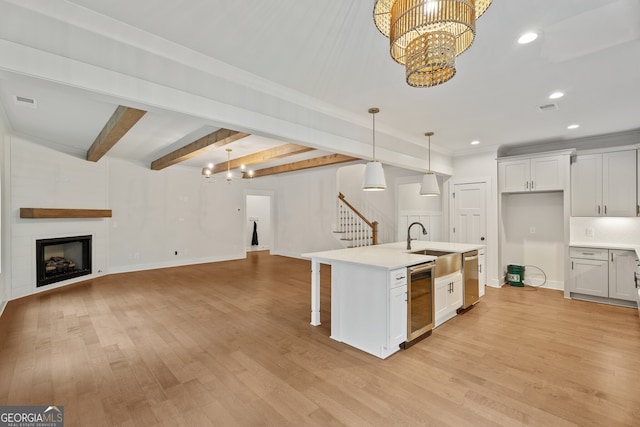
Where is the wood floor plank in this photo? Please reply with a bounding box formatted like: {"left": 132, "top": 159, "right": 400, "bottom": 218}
{"left": 1, "top": 251, "right": 639, "bottom": 426}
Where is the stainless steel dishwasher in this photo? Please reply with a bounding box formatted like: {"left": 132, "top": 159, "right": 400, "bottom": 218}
{"left": 459, "top": 250, "right": 479, "bottom": 312}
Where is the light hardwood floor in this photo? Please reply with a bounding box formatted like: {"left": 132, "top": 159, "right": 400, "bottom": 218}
{"left": 1, "top": 251, "right": 639, "bottom": 426}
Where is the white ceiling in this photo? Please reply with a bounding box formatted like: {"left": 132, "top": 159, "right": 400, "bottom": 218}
{"left": 0, "top": 0, "right": 638, "bottom": 175}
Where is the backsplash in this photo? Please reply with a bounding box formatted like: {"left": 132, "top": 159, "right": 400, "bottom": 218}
{"left": 570, "top": 217, "right": 640, "bottom": 245}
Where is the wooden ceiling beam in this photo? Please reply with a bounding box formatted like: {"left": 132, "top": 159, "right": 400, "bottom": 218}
{"left": 87, "top": 105, "right": 146, "bottom": 162}
{"left": 209, "top": 143, "right": 314, "bottom": 174}
{"left": 243, "top": 154, "right": 359, "bottom": 178}
{"left": 151, "top": 128, "right": 249, "bottom": 171}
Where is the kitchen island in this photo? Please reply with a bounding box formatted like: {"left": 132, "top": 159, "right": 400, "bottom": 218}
{"left": 303, "top": 241, "right": 484, "bottom": 358}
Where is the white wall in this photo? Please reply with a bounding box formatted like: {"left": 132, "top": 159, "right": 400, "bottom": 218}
{"left": 451, "top": 150, "right": 500, "bottom": 287}
{"left": 0, "top": 103, "right": 8, "bottom": 314}
{"left": 246, "top": 195, "right": 271, "bottom": 251}
{"left": 271, "top": 166, "right": 343, "bottom": 257}
{"left": 9, "top": 137, "right": 110, "bottom": 299}
{"left": 397, "top": 180, "right": 444, "bottom": 242}
{"left": 107, "top": 157, "right": 255, "bottom": 272}
{"left": 501, "top": 192, "right": 565, "bottom": 289}
{"left": 570, "top": 217, "right": 640, "bottom": 245}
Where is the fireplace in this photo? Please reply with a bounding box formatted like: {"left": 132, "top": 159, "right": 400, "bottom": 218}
{"left": 36, "top": 235, "right": 92, "bottom": 287}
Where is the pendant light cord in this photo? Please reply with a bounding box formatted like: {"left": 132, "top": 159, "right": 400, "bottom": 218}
{"left": 368, "top": 107, "right": 379, "bottom": 162}
{"left": 372, "top": 112, "right": 376, "bottom": 161}
{"left": 428, "top": 134, "right": 430, "bottom": 171}
{"left": 425, "top": 131, "right": 434, "bottom": 173}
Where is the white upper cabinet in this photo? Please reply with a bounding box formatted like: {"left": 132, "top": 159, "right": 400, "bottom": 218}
{"left": 571, "top": 150, "right": 637, "bottom": 217}
{"left": 499, "top": 155, "right": 565, "bottom": 193}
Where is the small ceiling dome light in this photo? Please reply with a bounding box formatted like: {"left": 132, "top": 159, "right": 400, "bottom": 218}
{"left": 567, "top": 124, "right": 580, "bottom": 130}
{"left": 362, "top": 108, "right": 387, "bottom": 191}
{"left": 471, "top": 140, "right": 480, "bottom": 145}
{"left": 518, "top": 32, "right": 538, "bottom": 44}
{"left": 549, "top": 91, "right": 564, "bottom": 99}
{"left": 420, "top": 132, "right": 440, "bottom": 196}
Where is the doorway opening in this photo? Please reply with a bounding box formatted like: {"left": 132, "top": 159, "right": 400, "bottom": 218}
{"left": 246, "top": 193, "right": 273, "bottom": 253}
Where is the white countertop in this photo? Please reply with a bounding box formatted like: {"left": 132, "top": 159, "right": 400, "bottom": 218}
{"left": 570, "top": 242, "right": 640, "bottom": 259}
{"left": 303, "top": 241, "right": 485, "bottom": 270}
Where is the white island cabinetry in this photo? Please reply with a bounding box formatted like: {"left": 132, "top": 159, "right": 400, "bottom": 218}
{"left": 331, "top": 265, "right": 408, "bottom": 359}
{"left": 434, "top": 271, "right": 463, "bottom": 327}
{"left": 304, "top": 241, "right": 484, "bottom": 359}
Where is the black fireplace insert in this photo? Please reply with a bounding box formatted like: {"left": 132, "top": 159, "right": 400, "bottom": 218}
{"left": 36, "top": 235, "right": 92, "bottom": 287}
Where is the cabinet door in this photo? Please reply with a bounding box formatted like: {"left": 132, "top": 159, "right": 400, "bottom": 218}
{"left": 388, "top": 285, "right": 407, "bottom": 347}
{"left": 609, "top": 250, "right": 637, "bottom": 301}
{"left": 571, "top": 154, "right": 603, "bottom": 216}
{"left": 570, "top": 258, "right": 608, "bottom": 297}
{"left": 448, "top": 275, "right": 463, "bottom": 311}
{"left": 531, "top": 156, "right": 563, "bottom": 191}
{"left": 602, "top": 150, "right": 637, "bottom": 217}
{"left": 434, "top": 278, "right": 449, "bottom": 320}
{"left": 478, "top": 249, "right": 486, "bottom": 297}
{"left": 499, "top": 159, "right": 530, "bottom": 193}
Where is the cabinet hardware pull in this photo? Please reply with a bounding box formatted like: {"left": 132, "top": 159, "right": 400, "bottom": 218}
{"left": 598, "top": 205, "right": 601, "bottom": 214}
{"left": 571, "top": 261, "right": 574, "bottom": 269}
{"left": 611, "top": 253, "right": 613, "bottom": 262}
{"left": 582, "top": 252, "right": 594, "bottom": 256}
{"left": 526, "top": 181, "right": 529, "bottom": 190}
{"left": 479, "top": 265, "right": 482, "bottom": 273}
{"left": 531, "top": 181, "right": 534, "bottom": 189}
{"left": 604, "top": 205, "right": 607, "bottom": 215}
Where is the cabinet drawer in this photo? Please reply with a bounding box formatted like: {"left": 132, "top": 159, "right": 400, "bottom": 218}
{"left": 569, "top": 247, "right": 608, "bottom": 260}
{"left": 389, "top": 268, "right": 407, "bottom": 288}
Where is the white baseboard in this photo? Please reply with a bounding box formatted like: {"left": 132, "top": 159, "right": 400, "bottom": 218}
{"left": 527, "top": 279, "right": 563, "bottom": 291}
{"left": 270, "top": 250, "right": 306, "bottom": 260}
{"left": 108, "top": 253, "right": 246, "bottom": 274}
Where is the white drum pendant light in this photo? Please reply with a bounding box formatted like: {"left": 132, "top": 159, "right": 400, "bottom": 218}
{"left": 420, "top": 131, "right": 440, "bottom": 196}
{"left": 362, "top": 108, "right": 387, "bottom": 191}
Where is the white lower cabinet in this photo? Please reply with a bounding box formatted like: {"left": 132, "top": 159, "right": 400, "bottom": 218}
{"left": 330, "top": 265, "right": 407, "bottom": 359}
{"left": 478, "top": 249, "right": 486, "bottom": 297}
{"left": 609, "top": 250, "right": 637, "bottom": 301}
{"left": 389, "top": 284, "right": 408, "bottom": 349}
{"left": 434, "top": 271, "right": 463, "bottom": 327}
{"left": 569, "top": 247, "right": 637, "bottom": 303}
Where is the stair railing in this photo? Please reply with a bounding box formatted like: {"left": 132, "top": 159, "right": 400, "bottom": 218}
{"left": 337, "top": 193, "right": 378, "bottom": 246}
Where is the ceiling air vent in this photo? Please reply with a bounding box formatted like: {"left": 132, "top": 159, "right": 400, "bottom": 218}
{"left": 537, "top": 102, "right": 559, "bottom": 112}
{"left": 14, "top": 95, "right": 38, "bottom": 109}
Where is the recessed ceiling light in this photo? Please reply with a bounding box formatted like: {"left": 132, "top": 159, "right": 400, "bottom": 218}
{"left": 471, "top": 140, "right": 480, "bottom": 145}
{"left": 567, "top": 124, "right": 580, "bottom": 130}
{"left": 549, "top": 92, "right": 564, "bottom": 99}
{"left": 518, "top": 32, "right": 538, "bottom": 44}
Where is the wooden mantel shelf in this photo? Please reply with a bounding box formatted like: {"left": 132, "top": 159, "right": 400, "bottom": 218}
{"left": 20, "top": 208, "right": 112, "bottom": 219}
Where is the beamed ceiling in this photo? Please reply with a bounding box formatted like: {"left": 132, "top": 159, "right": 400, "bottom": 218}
{"left": 0, "top": 0, "right": 638, "bottom": 178}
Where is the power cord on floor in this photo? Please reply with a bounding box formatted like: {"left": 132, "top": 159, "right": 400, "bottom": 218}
{"left": 522, "top": 264, "right": 547, "bottom": 288}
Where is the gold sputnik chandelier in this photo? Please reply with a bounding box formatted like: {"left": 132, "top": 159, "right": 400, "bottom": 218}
{"left": 373, "top": 0, "right": 492, "bottom": 87}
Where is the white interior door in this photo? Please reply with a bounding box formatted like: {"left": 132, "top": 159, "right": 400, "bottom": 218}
{"left": 452, "top": 182, "right": 486, "bottom": 245}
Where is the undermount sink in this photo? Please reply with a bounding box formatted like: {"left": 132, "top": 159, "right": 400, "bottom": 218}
{"left": 411, "top": 250, "right": 461, "bottom": 277}
{"left": 410, "top": 249, "right": 454, "bottom": 257}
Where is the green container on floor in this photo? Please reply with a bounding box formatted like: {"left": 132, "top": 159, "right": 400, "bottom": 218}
{"left": 507, "top": 264, "right": 525, "bottom": 287}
